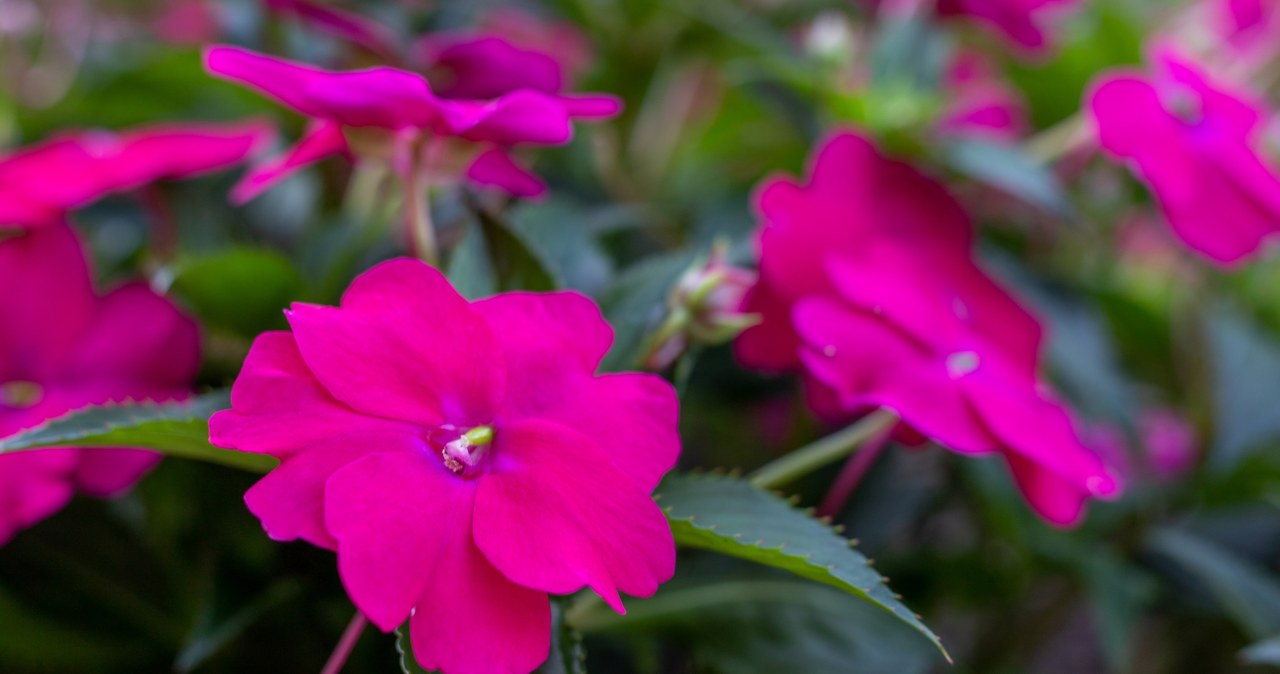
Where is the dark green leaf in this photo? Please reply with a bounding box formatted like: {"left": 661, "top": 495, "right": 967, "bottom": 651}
{"left": 656, "top": 473, "right": 946, "bottom": 657}
{"left": 598, "top": 250, "right": 698, "bottom": 373}
{"left": 0, "top": 392, "right": 274, "bottom": 473}
{"left": 942, "top": 139, "right": 1074, "bottom": 218}
{"left": 1208, "top": 308, "right": 1280, "bottom": 471}
{"left": 171, "top": 247, "right": 304, "bottom": 337}
{"left": 1148, "top": 527, "right": 1280, "bottom": 639}
{"left": 448, "top": 202, "right": 560, "bottom": 298}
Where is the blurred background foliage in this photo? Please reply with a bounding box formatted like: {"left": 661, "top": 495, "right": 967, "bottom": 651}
{"left": 4, "top": 0, "right": 1280, "bottom": 672}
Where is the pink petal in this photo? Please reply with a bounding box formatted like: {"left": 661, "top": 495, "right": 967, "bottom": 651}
{"left": 452, "top": 90, "right": 574, "bottom": 145}
{"left": 734, "top": 277, "right": 803, "bottom": 373}
{"left": 0, "top": 226, "right": 95, "bottom": 381}
{"left": 559, "top": 95, "right": 623, "bottom": 119}
{"left": 466, "top": 148, "right": 547, "bottom": 197}
{"left": 232, "top": 120, "right": 348, "bottom": 204}
{"left": 473, "top": 419, "right": 675, "bottom": 612}
{"left": 792, "top": 297, "right": 996, "bottom": 453}
{"left": 73, "top": 449, "right": 162, "bottom": 498}
{"left": 59, "top": 282, "right": 200, "bottom": 389}
{"left": 109, "top": 120, "right": 275, "bottom": 184}
{"left": 417, "top": 35, "right": 564, "bottom": 99}
{"left": 1004, "top": 452, "right": 1091, "bottom": 527}
{"left": 408, "top": 518, "right": 551, "bottom": 674}
{"left": 246, "top": 437, "right": 411, "bottom": 549}
{"left": 1088, "top": 73, "right": 1180, "bottom": 158}
{"left": 209, "top": 332, "right": 420, "bottom": 457}
{"left": 472, "top": 291, "right": 613, "bottom": 379}
{"left": 286, "top": 259, "right": 504, "bottom": 428}
{"left": 324, "top": 450, "right": 474, "bottom": 631}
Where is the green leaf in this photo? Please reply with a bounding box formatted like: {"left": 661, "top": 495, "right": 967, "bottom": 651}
{"left": 941, "top": 139, "right": 1074, "bottom": 218}
{"left": 1148, "top": 527, "right": 1280, "bottom": 639}
{"left": 0, "top": 392, "right": 274, "bottom": 474}
{"left": 598, "top": 250, "right": 698, "bottom": 373}
{"left": 1207, "top": 308, "right": 1280, "bottom": 471}
{"left": 448, "top": 202, "right": 560, "bottom": 298}
{"left": 1242, "top": 635, "right": 1280, "bottom": 666}
{"left": 656, "top": 472, "right": 946, "bottom": 657}
{"left": 171, "top": 247, "right": 304, "bottom": 338}
{"left": 397, "top": 599, "right": 584, "bottom": 674}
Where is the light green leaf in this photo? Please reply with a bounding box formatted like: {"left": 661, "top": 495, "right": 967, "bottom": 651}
{"left": 656, "top": 472, "right": 946, "bottom": 657}
{"left": 0, "top": 392, "right": 274, "bottom": 474}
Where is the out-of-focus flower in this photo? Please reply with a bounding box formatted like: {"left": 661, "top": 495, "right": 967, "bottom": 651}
{"left": 153, "top": 0, "right": 221, "bottom": 45}
{"left": 1089, "top": 47, "right": 1280, "bottom": 266}
{"left": 205, "top": 46, "right": 620, "bottom": 201}
{"left": 1140, "top": 408, "right": 1197, "bottom": 479}
{"left": 263, "top": 0, "right": 400, "bottom": 59}
{"left": 474, "top": 7, "right": 594, "bottom": 82}
{"left": 736, "top": 131, "right": 1121, "bottom": 526}
{"left": 0, "top": 225, "right": 200, "bottom": 545}
{"left": 935, "top": 0, "right": 1079, "bottom": 53}
{"left": 0, "top": 121, "right": 274, "bottom": 228}
{"left": 937, "top": 50, "right": 1028, "bottom": 141}
{"left": 210, "top": 259, "right": 679, "bottom": 674}
{"left": 1215, "top": 0, "right": 1280, "bottom": 50}
{"left": 645, "top": 244, "right": 759, "bottom": 371}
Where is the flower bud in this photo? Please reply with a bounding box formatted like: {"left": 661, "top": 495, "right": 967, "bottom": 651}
{"left": 645, "top": 243, "right": 759, "bottom": 370}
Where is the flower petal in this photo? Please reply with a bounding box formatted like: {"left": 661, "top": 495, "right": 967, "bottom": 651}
{"left": 0, "top": 226, "right": 95, "bottom": 381}
{"left": 232, "top": 120, "right": 348, "bottom": 204}
{"left": 466, "top": 148, "right": 547, "bottom": 198}
{"left": 286, "top": 260, "right": 505, "bottom": 428}
{"left": 0, "top": 450, "right": 78, "bottom": 545}
{"left": 74, "top": 449, "right": 161, "bottom": 498}
{"left": 324, "top": 450, "right": 473, "bottom": 631}
{"left": 408, "top": 519, "right": 551, "bottom": 674}
{"left": 210, "top": 331, "right": 419, "bottom": 456}
{"left": 473, "top": 419, "right": 675, "bottom": 613}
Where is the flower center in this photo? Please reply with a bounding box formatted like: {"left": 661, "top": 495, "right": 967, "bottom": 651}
{"left": 946, "top": 351, "right": 980, "bottom": 379}
{"left": 429, "top": 424, "right": 495, "bottom": 477}
{"left": 0, "top": 380, "right": 42, "bottom": 409}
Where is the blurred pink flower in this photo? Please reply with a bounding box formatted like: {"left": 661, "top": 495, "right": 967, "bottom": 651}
{"left": 937, "top": 50, "right": 1028, "bottom": 141}
{"left": 153, "top": 0, "right": 222, "bottom": 45}
{"left": 205, "top": 46, "right": 620, "bottom": 201}
{"left": 415, "top": 8, "right": 595, "bottom": 100}
{"left": 1089, "top": 47, "right": 1280, "bottom": 266}
{"left": 935, "top": 0, "right": 1079, "bottom": 52}
{"left": 210, "top": 260, "right": 679, "bottom": 674}
{"left": 0, "top": 121, "right": 273, "bottom": 228}
{"left": 1140, "top": 409, "right": 1197, "bottom": 479}
{"left": 1216, "top": 0, "right": 1280, "bottom": 49}
{"left": 736, "top": 131, "right": 1121, "bottom": 526}
{"left": 0, "top": 226, "right": 200, "bottom": 545}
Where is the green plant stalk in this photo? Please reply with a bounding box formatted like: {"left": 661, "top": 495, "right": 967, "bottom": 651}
{"left": 748, "top": 408, "right": 899, "bottom": 490}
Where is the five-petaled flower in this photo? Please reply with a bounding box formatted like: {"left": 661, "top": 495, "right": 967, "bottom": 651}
{"left": 735, "top": 131, "right": 1121, "bottom": 526}
{"left": 0, "top": 225, "right": 200, "bottom": 545}
{"left": 210, "top": 259, "right": 680, "bottom": 674}
{"left": 1089, "top": 46, "right": 1280, "bottom": 266}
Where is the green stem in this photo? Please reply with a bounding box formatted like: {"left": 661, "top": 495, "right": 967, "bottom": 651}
{"left": 748, "top": 409, "right": 899, "bottom": 489}
{"left": 405, "top": 143, "right": 438, "bottom": 267}
{"left": 1023, "top": 114, "right": 1088, "bottom": 165}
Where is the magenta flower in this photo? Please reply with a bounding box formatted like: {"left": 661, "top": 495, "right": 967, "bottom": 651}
{"left": 1088, "top": 47, "right": 1280, "bottom": 266}
{"left": 935, "top": 0, "right": 1078, "bottom": 52}
{"left": 1216, "top": 0, "right": 1280, "bottom": 50}
{"left": 0, "top": 225, "right": 200, "bottom": 545}
{"left": 0, "top": 120, "right": 273, "bottom": 228}
{"left": 205, "top": 45, "right": 620, "bottom": 201}
{"left": 209, "top": 260, "right": 679, "bottom": 674}
{"left": 736, "top": 131, "right": 1120, "bottom": 526}
{"left": 937, "top": 50, "right": 1028, "bottom": 141}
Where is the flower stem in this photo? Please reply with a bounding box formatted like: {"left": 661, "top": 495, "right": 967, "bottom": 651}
{"left": 1023, "top": 114, "right": 1089, "bottom": 165}
{"left": 320, "top": 612, "right": 367, "bottom": 674}
{"left": 816, "top": 424, "right": 893, "bottom": 517}
{"left": 405, "top": 144, "right": 438, "bottom": 266}
{"left": 749, "top": 409, "right": 899, "bottom": 490}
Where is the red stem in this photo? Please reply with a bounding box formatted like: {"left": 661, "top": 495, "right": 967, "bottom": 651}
{"left": 320, "top": 612, "right": 368, "bottom": 674}
{"left": 816, "top": 426, "right": 893, "bottom": 519}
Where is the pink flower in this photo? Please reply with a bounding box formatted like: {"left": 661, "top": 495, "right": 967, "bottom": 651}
{"left": 937, "top": 50, "right": 1028, "bottom": 141}
{"left": 205, "top": 46, "right": 620, "bottom": 201}
{"left": 0, "top": 121, "right": 273, "bottom": 228}
{"left": 1088, "top": 47, "right": 1280, "bottom": 266}
{"left": 415, "top": 8, "right": 594, "bottom": 100}
{"left": 935, "top": 0, "right": 1079, "bottom": 52}
{"left": 1140, "top": 409, "right": 1197, "bottom": 479}
{"left": 209, "top": 260, "right": 679, "bottom": 674}
{"left": 1216, "top": 0, "right": 1280, "bottom": 50}
{"left": 735, "top": 131, "right": 1121, "bottom": 526}
{"left": 0, "top": 225, "right": 200, "bottom": 545}
{"left": 153, "top": 0, "right": 222, "bottom": 45}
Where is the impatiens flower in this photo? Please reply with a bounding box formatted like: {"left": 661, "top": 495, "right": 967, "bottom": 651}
{"left": 0, "top": 120, "right": 273, "bottom": 228}
{"left": 937, "top": 50, "right": 1028, "bottom": 141}
{"left": 935, "top": 0, "right": 1079, "bottom": 52}
{"left": 0, "top": 225, "right": 200, "bottom": 545}
{"left": 736, "top": 131, "right": 1121, "bottom": 526}
{"left": 1088, "top": 47, "right": 1280, "bottom": 266}
{"left": 205, "top": 45, "right": 619, "bottom": 201}
{"left": 209, "top": 260, "right": 679, "bottom": 674}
